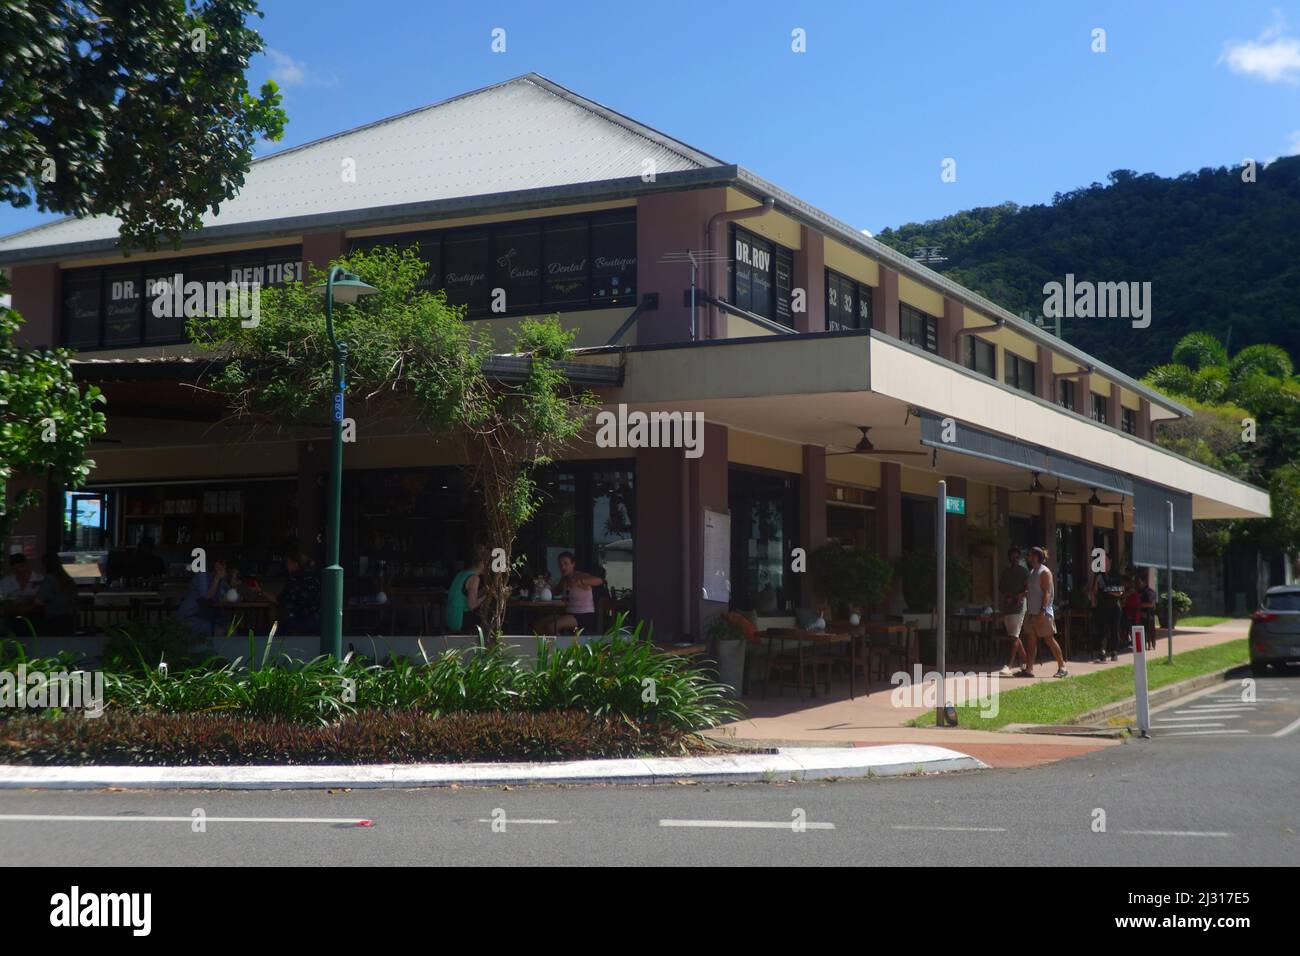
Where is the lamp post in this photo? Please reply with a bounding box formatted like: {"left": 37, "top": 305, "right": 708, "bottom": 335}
{"left": 312, "top": 267, "right": 379, "bottom": 659}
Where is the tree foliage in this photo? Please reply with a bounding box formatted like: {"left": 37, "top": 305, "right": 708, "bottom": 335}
{"left": 0, "top": 304, "right": 107, "bottom": 537}
{"left": 0, "top": 0, "right": 286, "bottom": 249}
{"left": 189, "top": 245, "right": 599, "bottom": 636}
{"left": 875, "top": 159, "right": 1300, "bottom": 378}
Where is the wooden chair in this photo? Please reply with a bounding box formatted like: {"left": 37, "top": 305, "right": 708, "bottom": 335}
{"left": 761, "top": 628, "right": 833, "bottom": 698}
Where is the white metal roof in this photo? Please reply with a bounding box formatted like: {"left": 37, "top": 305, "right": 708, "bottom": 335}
{"left": 0, "top": 74, "right": 724, "bottom": 255}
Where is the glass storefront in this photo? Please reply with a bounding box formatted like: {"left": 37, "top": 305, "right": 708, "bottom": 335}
{"left": 729, "top": 467, "right": 800, "bottom": 614}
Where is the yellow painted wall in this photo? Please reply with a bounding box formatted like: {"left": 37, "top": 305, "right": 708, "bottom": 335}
{"left": 90, "top": 441, "right": 298, "bottom": 482}
{"left": 728, "top": 429, "right": 803, "bottom": 473}
{"left": 898, "top": 275, "right": 945, "bottom": 317}
{"left": 826, "top": 453, "right": 881, "bottom": 487}
{"left": 726, "top": 313, "right": 778, "bottom": 338}
{"left": 724, "top": 190, "right": 804, "bottom": 249}
{"left": 823, "top": 239, "right": 881, "bottom": 287}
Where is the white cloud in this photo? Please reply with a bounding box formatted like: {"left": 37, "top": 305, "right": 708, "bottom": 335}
{"left": 1220, "top": 16, "right": 1300, "bottom": 83}
{"left": 1285, "top": 130, "right": 1300, "bottom": 156}
{"left": 860, "top": 228, "right": 874, "bottom": 238}
{"left": 263, "top": 48, "right": 336, "bottom": 88}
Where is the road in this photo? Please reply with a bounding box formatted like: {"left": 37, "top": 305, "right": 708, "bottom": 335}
{"left": 0, "top": 673, "right": 1296, "bottom": 867}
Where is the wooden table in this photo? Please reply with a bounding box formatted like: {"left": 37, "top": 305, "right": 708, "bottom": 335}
{"left": 205, "top": 599, "right": 275, "bottom": 636}
{"left": 757, "top": 628, "right": 855, "bottom": 698}
{"left": 953, "top": 612, "right": 997, "bottom": 665}
{"left": 507, "top": 598, "right": 566, "bottom": 634}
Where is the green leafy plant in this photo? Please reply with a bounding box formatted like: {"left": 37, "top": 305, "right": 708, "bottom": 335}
{"left": 894, "top": 551, "right": 972, "bottom": 612}
{"left": 102, "top": 617, "right": 213, "bottom": 672}
{"left": 1159, "top": 590, "right": 1193, "bottom": 624}
{"left": 808, "top": 545, "right": 894, "bottom": 618}
{"left": 189, "top": 245, "right": 599, "bottom": 637}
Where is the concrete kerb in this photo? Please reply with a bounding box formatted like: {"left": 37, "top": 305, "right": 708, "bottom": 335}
{"left": 0, "top": 744, "right": 988, "bottom": 791}
{"left": 1062, "top": 665, "right": 1246, "bottom": 728}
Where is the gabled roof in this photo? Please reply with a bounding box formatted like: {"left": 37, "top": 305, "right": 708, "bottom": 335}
{"left": 0, "top": 73, "right": 725, "bottom": 256}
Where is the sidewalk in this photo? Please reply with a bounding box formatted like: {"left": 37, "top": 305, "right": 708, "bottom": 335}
{"left": 707, "top": 619, "right": 1249, "bottom": 768}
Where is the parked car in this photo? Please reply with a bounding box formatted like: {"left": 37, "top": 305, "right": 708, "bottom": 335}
{"left": 1249, "top": 585, "right": 1300, "bottom": 675}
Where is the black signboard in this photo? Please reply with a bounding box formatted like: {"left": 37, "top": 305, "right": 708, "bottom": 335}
{"left": 494, "top": 224, "right": 542, "bottom": 311}
{"left": 775, "top": 248, "right": 793, "bottom": 326}
{"left": 443, "top": 231, "right": 492, "bottom": 313}
{"left": 591, "top": 214, "right": 636, "bottom": 306}
{"left": 103, "top": 268, "right": 143, "bottom": 345}
{"left": 62, "top": 273, "right": 101, "bottom": 348}
{"left": 826, "top": 269, "right": 874, "bottom": 332}
{"left": 542, "top": 220, "right": 589, "bottom": 307}
{"left": 144, "top": 264, "right": 185, "bottom": 343}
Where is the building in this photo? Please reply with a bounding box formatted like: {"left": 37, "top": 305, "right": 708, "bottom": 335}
{"left": 0, "top": 74, "right": 1270, "bottom": 644}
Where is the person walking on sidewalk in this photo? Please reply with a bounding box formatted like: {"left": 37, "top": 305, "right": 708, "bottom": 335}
{"left": 998, "top": 547, "right": 1029, "bottom": 678}
{"left": 1089, "top": 552, "right": 1124, "bottom": 662}
{"left": 1019, "top": 546, "right": 1068, "bottom": 679}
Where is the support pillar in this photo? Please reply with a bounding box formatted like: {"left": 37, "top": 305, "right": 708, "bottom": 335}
{"left": 800, "top": 445, "right": 828, "bottom": 607}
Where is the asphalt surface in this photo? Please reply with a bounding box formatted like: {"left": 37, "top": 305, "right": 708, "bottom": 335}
{"left": 0, "top": 672, "right": 1296, "bottom": 867}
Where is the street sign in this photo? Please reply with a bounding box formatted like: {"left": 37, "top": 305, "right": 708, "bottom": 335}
{"left": 945, "top": 495, "right": 966, "bottom": 515}
{"left": 332, "top": 392, "right": 345, "bottom": 423}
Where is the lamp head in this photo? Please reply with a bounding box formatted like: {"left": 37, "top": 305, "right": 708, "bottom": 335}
{"left": 312, "top": 271, "right": 379, "bottom": 304}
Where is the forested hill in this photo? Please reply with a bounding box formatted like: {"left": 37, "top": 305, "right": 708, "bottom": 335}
{"left": 874, "top": 156, "right": 1300, "bottom": 377}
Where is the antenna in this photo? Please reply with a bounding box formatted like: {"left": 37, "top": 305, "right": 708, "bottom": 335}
{"left": 658, "top": 249, "right": 731, "bottom": 339}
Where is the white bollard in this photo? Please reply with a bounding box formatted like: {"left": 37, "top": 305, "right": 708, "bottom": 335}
{"left": 1132, "top": 625, "right": 1149, "bottom": 737}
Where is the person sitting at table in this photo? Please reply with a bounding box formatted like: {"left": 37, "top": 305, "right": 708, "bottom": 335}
{"left": 0, "top": 553, "right": 42, "bottom": 600}
{"left": 34, "top": 553, "right": 80, "bottom": 636}
{"left": 445, "top": 546, "right": 487, "bottom": 635}
{"left": 250, "top": 548, "right": 320, "bottom": 635}
{"left": 538, "top": 552, "right": 603, "bottom": 636}
{"left": 177, "top": 558, "right": 232, "bottom": 636}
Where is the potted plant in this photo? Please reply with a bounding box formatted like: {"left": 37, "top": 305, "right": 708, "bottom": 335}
{"left": 894, "top": 550, "right": 973, "bottom": 664}
{"left": 705, "top": 611, "right": 756, "bottom": 698}
{"left": 1158, "top": 590, "right": 1192, "bottom": 628}
{"left": 808, "top": 545, "right": 894, "bottom": 622}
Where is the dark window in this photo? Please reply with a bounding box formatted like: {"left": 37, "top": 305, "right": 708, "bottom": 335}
{"left": 1091, "top": 393, "right": 1107, "bottom": 424}
{"left": 60, "top": 246, "right": 301, "bottom": 350}
{"left": 542, "top": 220, "right": 590, "bottom": 308}
{"left": 102, "top": 267, "right": 143, "bottom": 346}
{"left": 1057, "top": 377, "right": 1076, "bottom": 410}
{"left": 62, "top": 272, "right": 102, "bottom": 348}
{"left": 899, "top": 303, "right": 938, "bottom": 353}
{"left": 729, "top": 467, "right": 800, "bottom": 613}
{"left": 590, "top": 212, "right": 637, "bottom": 307}
{"left": 730, "top": 225, "right": 793, "bottom": 324}
{"left": 966, "top": 336, "right": 996, "bottom": 378}
{"left": 494, "top": 223, "right": 542, "bottom": 311}
{"left": 825, "top": 269, "right": 873, "bottom": 331}
{"left": 1121, "top": 406, "right": 1137, "bottom": 435}
{"left": 1004, "top": 353, "right": 1036, "bottom": 393}
{"left": 901, "top": 494, "right": 936, "bottom": 556}
{"left": 443, "top": 230, "right": 493, "bottom": 314}
{"left": 1264, "top": 592, "right": 1300, "bottom": 612}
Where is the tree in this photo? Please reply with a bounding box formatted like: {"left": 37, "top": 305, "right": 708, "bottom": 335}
{"left": 0, "top": 306, "right": 107, "bottom": 538}
{"left": 188, "top": 244, "right": 598, "bottom": 637}
{"left": 0, "top": 0, "right": 286, "bottom": 250}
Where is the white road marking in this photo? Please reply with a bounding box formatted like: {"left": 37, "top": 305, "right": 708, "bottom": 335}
{"left": 0, "top": 814, "right": 371, "bottom": 825}
{"left": 1183, "top": 705, "right": 1256, "bottom": 711}
{"left": 658, "top": 819, "right": 835, "bottom": 830}
{"left": 476, "top": 818, "right": 560, "bottom": 825}
{"left": 1119, "top": 830, "right": 1233, "bottom": 838}
{"left": 1155, "top": 714, "right": 1241, "bottom": 721}
{"left": 1157, "top": 730, "right": 1251, "bottom": 737}
{"left": 891, "top": 825, "right": 1006, "bottom": 832}
{"left": 1151, "top": 723, "right": 1225, "bottom": 729}
{"left": 1272, "top": 716, "right": 1300, "bottom": 738}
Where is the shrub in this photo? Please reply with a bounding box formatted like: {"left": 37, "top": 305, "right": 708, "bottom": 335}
{"left": 0, "top": 709, "right": 710, "bottom": 766}
{"left": 809, "top": 545, "right": 894, "bottom": 618}
{"left": 102, "top": 617, "right": 213, "bottom": 672}
{"left": 895, "top": 551, "right": 972, "bottom": 612}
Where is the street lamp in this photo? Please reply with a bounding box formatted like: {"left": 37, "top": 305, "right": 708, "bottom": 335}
{"left": 312, "top": 267, "right": 379, "bottom": 659}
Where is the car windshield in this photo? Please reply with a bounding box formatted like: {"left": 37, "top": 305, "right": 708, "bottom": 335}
{"left": 1264, "top": 592, "right": 1300, "bottom": 612}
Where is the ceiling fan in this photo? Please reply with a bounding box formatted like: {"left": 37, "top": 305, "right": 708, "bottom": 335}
{"left": 1087, "top": 488, "right": 1125, "bottom": 507}
{"left": 826, "top": 426, "right": 927, "bottom": 457}
{"left": 1023, "top": 471, "right": 1079, "bottom": 498}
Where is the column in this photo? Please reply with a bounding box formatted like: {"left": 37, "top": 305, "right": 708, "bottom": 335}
{"left": 302, "top": 231, "right": 347, "bottom": 282}
{"left": 1035, "top": 345, "right": 1055, "bottom": 401}
{"left": 871, "top": 267, "right": 900, "bottom": 337}
{"left": 8, "top": 262, "right": 61, "bottom": 347}
{"left": 635, "top": 189, "right": 728, "bottom": 345}
{"left": 940, "top": 298, "right": 963, "bottom": 362}
{"left": 876, "top": 462, "right": 903, "bottom": 612}
{"left": 799, "top": 445, "right": 828, "bottom": 606}
{"left": 794, "top": 226, "right": 825, "bottom": 334}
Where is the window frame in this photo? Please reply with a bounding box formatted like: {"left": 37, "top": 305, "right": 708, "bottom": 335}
{"left": 899, "top": 303, "right": 939, "bottom": 354}
{"left": 965, "top": 335, "right": 996, "bottom": 379}
{"left": 824, "top": 268, "right": 873, "bottom": 332}
{"left": 1004, "top": 352, "right": 1036, "bottom": 394}
{"left": 729, "top": 224, "right": 795, "bottom": 326}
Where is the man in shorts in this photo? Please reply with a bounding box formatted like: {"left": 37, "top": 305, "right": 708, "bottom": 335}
{"left": 1020, "top": 546, "right": 1068, "bottom": 679}
{"left": 998, "top": 547, "right": 1029, "bottom": 678}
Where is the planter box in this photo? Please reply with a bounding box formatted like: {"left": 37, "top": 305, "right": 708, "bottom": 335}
{"left": 715, "top": 640, "right": 746, "bottom": 698}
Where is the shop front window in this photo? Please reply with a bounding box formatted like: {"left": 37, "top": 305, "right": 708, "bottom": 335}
{"left": 729, "top": 468, "right": 799, "bottom": 614}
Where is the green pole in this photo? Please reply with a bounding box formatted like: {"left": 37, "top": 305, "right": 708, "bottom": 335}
{"left": 321, "top": 267, "right": 345, "bottom": 659}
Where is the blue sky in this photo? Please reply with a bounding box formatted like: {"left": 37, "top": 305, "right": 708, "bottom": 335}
{"left": 3, "top": 0, "right": 1299, "bottom": 238}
